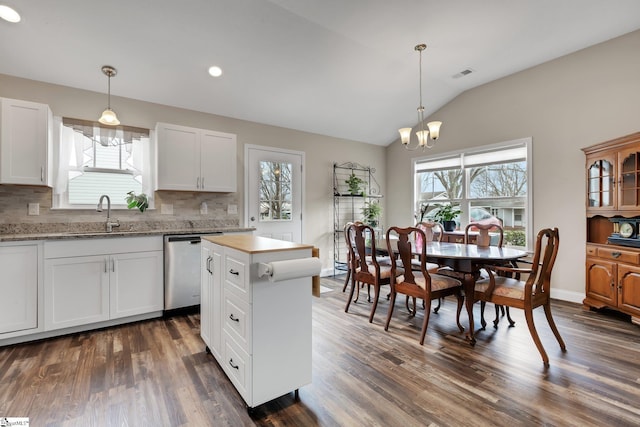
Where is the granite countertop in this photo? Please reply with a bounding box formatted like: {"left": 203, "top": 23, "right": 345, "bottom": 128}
{"left": 0, "top": 221, "right": 254, "bottom": 242}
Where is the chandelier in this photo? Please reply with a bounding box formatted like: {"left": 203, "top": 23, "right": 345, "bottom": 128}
{"left": 398, "top": 44, "right": 442, "bottom": 150}
{"left": 98, "top": 65, "right": 121, "bottom": 126}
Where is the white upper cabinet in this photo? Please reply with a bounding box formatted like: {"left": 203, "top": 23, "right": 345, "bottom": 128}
{"left": 0, "top": 97, "right": 52, "bottom": 186}
{"left": 156, "top": 122, "right": 237, "bottom": 192}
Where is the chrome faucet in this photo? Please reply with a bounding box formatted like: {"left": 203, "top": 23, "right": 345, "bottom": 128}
{"left": 97, "top": 195, "right": 120, "bottom": 232}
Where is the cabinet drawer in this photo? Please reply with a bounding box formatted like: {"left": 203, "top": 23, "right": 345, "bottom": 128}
{"left": 223, "top": 331, "right": 251, "bottom": 401}
{"left": 225, "top": 254, "right": 249, "bottom": 299}
{"left": 597, "top": 247, "right": 640, "bottom": 263}
{"left": 223, "top": 290, "right": 251, "bottom": 353}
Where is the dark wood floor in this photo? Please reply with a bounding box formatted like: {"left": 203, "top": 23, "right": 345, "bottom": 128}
{"left": 1, "top": 276, "right": 640, "bottom": 426}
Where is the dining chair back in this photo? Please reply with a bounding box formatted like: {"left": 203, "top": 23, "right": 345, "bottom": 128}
{"left": 465, "top": 223, "right": 503, "bottom": 247}
{"left": 344, "top": 223, "right": 401, "bottom": 323}
{"left": 474, "top": 227, "right": 566, "bottom": 366}
{"left": 384, "top": 226, "right": 464, "bottom": 345}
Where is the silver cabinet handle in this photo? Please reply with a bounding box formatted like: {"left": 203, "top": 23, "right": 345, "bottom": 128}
{"left": 104, "top": 257, "right": 108, "bottom": 273}
{"left": 201, "top": 177, "right": 205, "bottom": 189}
{"left": 41, "top": 167, "right": 44, "bottom": 182}
{"left": 112, "top": 258, "right": 115, "bottom": 272}
{"left": 197, "top": 177, "right": 200, "bottom": 189}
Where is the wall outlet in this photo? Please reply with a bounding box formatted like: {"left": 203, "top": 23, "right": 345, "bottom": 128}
{"left": 161, "top": 203, "right": 174, "bottom": 215}
{"left": 200, "top": 202, "right": 208, "bottom": 215}
{"left": 227, "top": 204, "right": 238, "bottom": 215}
{"left": 28, "top": 203, "right": 40, "bottom": 216}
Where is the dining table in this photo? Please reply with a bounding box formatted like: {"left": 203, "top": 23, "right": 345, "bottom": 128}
{"left": 374, "top": 239, "right": 528, "bottom": 344}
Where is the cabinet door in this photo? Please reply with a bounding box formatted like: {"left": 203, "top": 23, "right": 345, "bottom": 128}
{"left": 201, "top": 241, "right": 213, "bottom": 348}
{"left": 0, "top": 244, "right": 38, "bottom": 334}
{"left": 0, "top": 98, "right": 50, "bottom": 186}
{"left": 617, "top": 147, "right": 640, "bottom": 211}
{"left": 586, "top": 153, "right": 616, "bottom": 212}
{"left": 156, "top": 123, "right": 200, "bottom": 191}
{"left": 200, "top": 130, "right": 237, "bottom": 192}
{"left": 110, "top": 251, "right": 164, "bottom": 319}
{"left": 617, "top": 264, "right": 640, "bottom": 317}
{"left": 585, "top": 257, "right": 616, "bottom": 305}
{"left": 210, "top": 246, "right": 223, "bottom": 359}
{"left": 45, "top": 255, "right": 109, "bottom": 330}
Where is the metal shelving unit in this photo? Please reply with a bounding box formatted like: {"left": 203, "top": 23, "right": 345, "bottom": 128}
{"left": 333, "top": 162, "right": 382, "bottom": 276}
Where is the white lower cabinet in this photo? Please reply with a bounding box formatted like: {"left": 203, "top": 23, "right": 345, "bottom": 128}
{"left": 201, "top": 235, "right": 313, "bottom": 409}
{"left": 44, "top": 236, "right": 163, "bottom": 332}
{"left": 0, "top": 242, "right": 42, "bottom": 336}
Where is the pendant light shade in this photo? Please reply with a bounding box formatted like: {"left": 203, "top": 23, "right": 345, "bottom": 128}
{"left": 98, "top": 65, "right": 120, "bottom": 126}
{"left": 398, "top": 44, "right": 442, "bottom": 150}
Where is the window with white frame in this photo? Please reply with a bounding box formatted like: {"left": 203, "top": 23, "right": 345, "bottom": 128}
{"left": 413, "top": 138, "right": 532, "bottom": 249}
{"left": 53, "top": 117, "right": 153, "bottom": 209}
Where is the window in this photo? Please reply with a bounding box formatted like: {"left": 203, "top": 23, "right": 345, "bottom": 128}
{"left": 53, "top": 118, "right": 153, "bottom": 209}
{"left": 259, "top": 160, "right": 292, "bottom": 221}
{"left": 414, "top": 138, "right": 532, "bottom": 249}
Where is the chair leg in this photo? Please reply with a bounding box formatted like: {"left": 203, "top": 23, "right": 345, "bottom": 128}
{"left": 493, "top": 304, "right": 501, "bottom": 328}
{"left": 345, "top": 276, "right": 357, "bottom": 313}
{"left": 454, "top": 291, "right": 465, "bottom": 333}
{"left": 543, "top": 303, "right": 567, "bottom": 351}
{"left": 369, "top": 284, "right": 380, "bottom": 323}
{"left": 384, "top": 291, "right": 397, "bottom": 331}
{"left": 405, "top": 296, "right": 417, "bottom": 317}
{"left": 480, "top": 301, "right": 487, "bottom": 330}
{"left": 341, "top": 268, "right": 351, "bottom": 292}
{"left": 419, "top": 298, "right": 432, "bottom": 345}
{"left": 505, "top": 307, "right": 515, "bottom": 327}
{"left": 433, "top": 297, "right": 443, "bottom": 313}
{"left": 524, "top": 307, "right": 549, "bottom": 367}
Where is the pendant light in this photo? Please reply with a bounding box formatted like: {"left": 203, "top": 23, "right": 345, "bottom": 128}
{"left": 98, "top": 65, "right": 120, "bottom": 126}
{"left": 398, "top": 44, "right": 442, "bottom": 150}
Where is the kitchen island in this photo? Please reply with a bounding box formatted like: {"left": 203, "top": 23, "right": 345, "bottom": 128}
{"left": 201, "top": 234, "right": 319, "bottom": 410}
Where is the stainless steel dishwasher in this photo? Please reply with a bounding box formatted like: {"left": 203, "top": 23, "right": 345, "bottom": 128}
{"left": 164, "top": 233, "right": 221, "bottom": 311}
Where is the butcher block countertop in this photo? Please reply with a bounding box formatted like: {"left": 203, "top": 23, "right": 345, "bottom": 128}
{"left": 203, "top": 234, "right": 314, "bottom": 254}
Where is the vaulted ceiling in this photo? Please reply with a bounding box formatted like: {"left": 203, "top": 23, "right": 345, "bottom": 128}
{"left": 1, "top": 0, "right": 640, "bottom": 146}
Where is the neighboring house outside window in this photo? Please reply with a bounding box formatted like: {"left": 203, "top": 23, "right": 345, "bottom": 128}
{"left": 53, "top": 117, "right": 153, "bottom": 209}
{"left": 413, "top": 138, "right": 532, "bottom": 249}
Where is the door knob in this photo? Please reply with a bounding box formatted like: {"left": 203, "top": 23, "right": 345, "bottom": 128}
{"left": 250, "top": 216, "right": 255, "bottom": 221}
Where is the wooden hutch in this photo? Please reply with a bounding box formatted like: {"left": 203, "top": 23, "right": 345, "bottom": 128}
{"left": 583, "top": 132, "right": 640, "bottom": 325}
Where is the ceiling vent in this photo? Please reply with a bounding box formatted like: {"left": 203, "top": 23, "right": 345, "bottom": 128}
{"left": 452, "top": 68, "right": 474, "bottom": 79}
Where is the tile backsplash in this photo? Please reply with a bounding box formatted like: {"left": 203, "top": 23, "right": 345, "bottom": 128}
{"left": 0, "top": 185, "right": 240, "bottom": 234}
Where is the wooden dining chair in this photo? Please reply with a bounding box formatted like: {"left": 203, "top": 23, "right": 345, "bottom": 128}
{"left": 385, "top": 226, "right": 464, "bottom": 345}
{"left": 345, "top": 223, "right": 402, "bottom": 323}
{"left": 341, "top": 221, "right": 361, "bottom": 293}
{"left": 436, "top": 223, "right": 505, "bottom": 317}
{"left": 412, "top": 221, "right": 443, "bottom": 273}
{"left": 473, "top": 227, "right": 566, "bottom": 366}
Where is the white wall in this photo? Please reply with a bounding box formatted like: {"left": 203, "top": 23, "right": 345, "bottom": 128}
{"left": 0, "top": 74, "right": 386, "bottom": 273}
{"left": 386, "top": 30, "right": 640, "bottom": 302}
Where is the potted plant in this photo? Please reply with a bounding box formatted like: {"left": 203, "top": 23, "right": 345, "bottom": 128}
{"left": 125, "top": 191, "right": 149, "bottom": 212}
{"left": 345, "top": 173, "right": 365, "bottom": 196}
{"left": 362, "top": 201, "right": 382, "bottom": 227}
{"left": 433, "top": 203, "right": 461, "bottom": 232}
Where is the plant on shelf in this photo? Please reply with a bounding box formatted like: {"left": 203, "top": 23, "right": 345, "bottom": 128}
{"left": 345, "top": 173, "right": 366, "bottom": 196}
{"left": 432, "top": 203, "right": 461, "bottom": 232}
{"left": 362, "top": 201, "right": 382, "bottom": 227}
{"left": 125, "top": 191, "right": 149, "bottom": 212}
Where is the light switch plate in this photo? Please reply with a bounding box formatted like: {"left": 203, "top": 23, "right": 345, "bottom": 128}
{"left": 227, "top": 204, "right": 238, "bottom": 214}
{"left": 28, "top": 203, "right": 40, "bottom": 216}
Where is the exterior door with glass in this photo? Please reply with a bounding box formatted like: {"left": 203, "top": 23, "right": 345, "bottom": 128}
{"left": 245, "top": 145, "right": 303, "bottom": 242}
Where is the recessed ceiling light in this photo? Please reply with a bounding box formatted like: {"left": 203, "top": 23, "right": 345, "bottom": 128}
{"left": 208, "top": 66, "right": 223, "bottom": 77}
{"left": 0, "top": 5, "right": 21, "bottom": 23}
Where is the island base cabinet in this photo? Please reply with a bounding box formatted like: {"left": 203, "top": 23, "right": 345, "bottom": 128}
{"left": 202, "top": 236, "right": 313, "bottom": 409}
